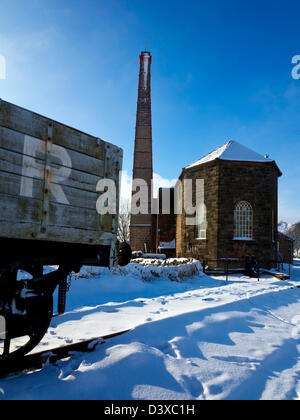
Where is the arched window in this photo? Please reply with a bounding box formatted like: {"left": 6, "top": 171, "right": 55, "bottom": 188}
{"left": 195, "top": 204, "right": 207, "bottom": 240}
{"left": 234, "top": 201, "right": 253, "bottom": 240}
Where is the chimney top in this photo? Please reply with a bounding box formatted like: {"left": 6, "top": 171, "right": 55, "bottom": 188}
{"left": 141, "top": 51, "right": 151, "bottom": 56}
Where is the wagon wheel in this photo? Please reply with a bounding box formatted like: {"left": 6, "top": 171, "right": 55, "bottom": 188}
{"left": 0, "top": 267, "right": 54, "bottom": 361}
{"left": 1, "top": 296, "right": 53, "bottom": 361}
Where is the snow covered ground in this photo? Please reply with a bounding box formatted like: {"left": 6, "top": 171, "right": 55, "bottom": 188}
{"left": 1, "top": 260, "right": 300, "bottom": 400}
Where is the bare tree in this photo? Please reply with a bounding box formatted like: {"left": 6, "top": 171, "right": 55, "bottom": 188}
{"left": 117, "top": 202, "right": 130, "bottom": 243}
{"left": 286, "top": 222, "right": 300, "bottom": 256}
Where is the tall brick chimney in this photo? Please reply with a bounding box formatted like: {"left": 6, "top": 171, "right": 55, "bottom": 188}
{"left": 130, "top": 51, "right": 154, "bottom": 252}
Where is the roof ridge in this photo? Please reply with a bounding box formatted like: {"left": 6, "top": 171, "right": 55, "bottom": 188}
{"left": 189, "top": 141, "right": 227, "bottom": 164}
{"left": 185, "top": 140, "right": 276, "bottom": 170}
{"left": 223, "top": 139, "right": 235, "bottom": 153}
{"left": 185, "top": 140, "right": 231, "bottom": 169}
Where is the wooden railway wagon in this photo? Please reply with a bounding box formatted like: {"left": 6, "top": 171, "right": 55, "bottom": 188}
{"left": 0, "top": 100, "right": 124, "bottom": 360}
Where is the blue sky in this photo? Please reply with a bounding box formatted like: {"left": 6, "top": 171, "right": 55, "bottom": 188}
{"left": 0, "top": 0, "right": 299, "bottom": 222}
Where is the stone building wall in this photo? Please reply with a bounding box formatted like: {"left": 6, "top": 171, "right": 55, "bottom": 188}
{"left": 176, "top": 159, "right": 280, "bottom": 268}
{"left": 278, "top": 232, "right": 294, "bottom": 264}
{"left": 176, "top": 161, "right": 219, "bottom": 262}
{"left": 217, "top": 160, "right": 279, "bottom": 265}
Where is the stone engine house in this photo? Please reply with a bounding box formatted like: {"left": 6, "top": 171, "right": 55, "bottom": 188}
{"left": 176, "top": 141, "right": 282, "bottom": 266}
{"left": 129, "top": 52, "right": 284, "bottom": 266}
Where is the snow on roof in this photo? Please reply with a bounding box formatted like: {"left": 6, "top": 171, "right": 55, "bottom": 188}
{"left": 186, "top": 140, "right": 273, "bottom": 169}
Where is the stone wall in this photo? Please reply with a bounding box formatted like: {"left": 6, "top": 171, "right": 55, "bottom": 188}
{"left": 176, "top": 159, "right": 280, "bottom": 268}
{"left": 217, "top": 160, "right": 279, "bottom": 265}
{"left": 278, "top": 232, "right": 294, "bottom": 264}
{"left": 176, "top": 161, "right": 219, "bottom": 262}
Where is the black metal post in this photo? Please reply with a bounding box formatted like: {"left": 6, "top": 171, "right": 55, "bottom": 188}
{"left": 202, "top": 260, "right": 206, "bottom": 274}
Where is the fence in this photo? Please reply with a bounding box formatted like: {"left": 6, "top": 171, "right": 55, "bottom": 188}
{"left": 202, "top": 258, "right": 293, "bottom": 281}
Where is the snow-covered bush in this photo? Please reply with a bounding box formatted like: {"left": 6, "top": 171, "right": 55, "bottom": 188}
{"left": 113, "top": 258, "right": 203, "bottom": 282}
{"left": 73, "top": 266, "right": 108, "bottom": 280}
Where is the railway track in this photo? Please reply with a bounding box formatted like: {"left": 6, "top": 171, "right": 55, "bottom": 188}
{"left": 0, "top": 329, "right": 131, "bottom": 378}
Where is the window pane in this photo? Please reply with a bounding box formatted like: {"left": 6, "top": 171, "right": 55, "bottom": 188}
{"left": 234, "top": 201, "right": 253, "bottom": 239}
{"left": 196, "top": 204, "right": 207, "bottom": 239}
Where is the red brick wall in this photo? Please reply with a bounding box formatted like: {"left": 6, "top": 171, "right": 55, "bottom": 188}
{"left": 130, "top": 225, "right": 153, "bottom": 253}
{"left": 130, "top": 52, "right": 154, "bottom": 252}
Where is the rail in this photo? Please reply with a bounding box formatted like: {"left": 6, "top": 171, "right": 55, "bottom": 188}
{"left": 0, "top": 328, "right": 131, "bottom": 377}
